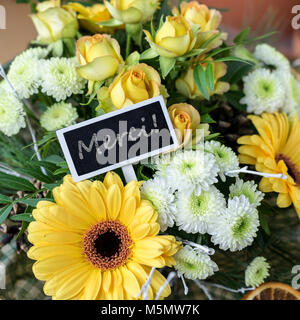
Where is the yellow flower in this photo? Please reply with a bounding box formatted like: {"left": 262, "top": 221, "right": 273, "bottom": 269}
{"left": 76, "top": 34, "right": 123, "bottom": 82}
{"left": 168, "top": 103, "right": 209, "bottom": 146}
{"left": 27, "top": 172, "right": 181, "bottom": 300}
{"left": 108, "top": 63, "right": 161, "bottom": 109}
{"left": 176, "top": 57, "right": 229, "bottom": 99}
{"left": 30, "top": 6, "right": 78, "bottom": 44}
{"left": 64, "top": 2, "right": 115, "bottom": 33}
{"left": 36, "top": 0, "right": 60, "bottom": 12}
{"left": 238, "top": 112, "right": 300, "bottom": 217}
{"left": 105, "top": 0, "right": 160, "bottom": 24}
{"left": 144, "top": 15, "right": 196, "bottom": 58}
{"left": 173, "top": 1, "right": 226, "bottom": 50}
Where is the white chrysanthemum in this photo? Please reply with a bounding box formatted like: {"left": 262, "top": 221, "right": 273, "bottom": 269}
{"left": 174, "top": 245, "right": 219, "bottom": 280}
{"left": 40, "top": 102, "right": 78, "bottom": 131}
{"left": 282, "top": 74, "right": 300, "bottom": 116}
{"left": 229, "top": 179, "right": 264, "bottom": 208}
{"left": 166, "top": 150, "right": 219, "bottom": 196}
{"left": 152, "top": 153, "right": 173, "bottom": 178}
{"left": 210, "top": 195, "right": 260, "bottom": 252}
{"left": 7, "top": 57, "right": 41, "bottom": 99}
{"left": 40, "top": 57, "right": 86, "bottom": 101}
{"left": 254, "top": 44, "right": 290, "bottom": 73}
{"left": 0, "top": 87, "right": 26, "bottom": 136}
{"left": 205, "top": 141, "right": 239, "bottom": 182}
{"left": 245, "top": 256, "right": 270, "bottom": 287}
{"left": 17, "top": 47, "right": 49, "bottom": 60}
{"left": 240, "top": 68, "right": 285, "bottom": 114}
{"left": 175, "top": 186, "right": 226, "bottom": 234}
{"left": 141, "top": 177, "right": 176, "bottom": 232}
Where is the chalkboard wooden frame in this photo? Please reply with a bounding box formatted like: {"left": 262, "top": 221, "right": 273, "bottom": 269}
{"left": 56, "top": 96, "right": 179, "bottom": 182}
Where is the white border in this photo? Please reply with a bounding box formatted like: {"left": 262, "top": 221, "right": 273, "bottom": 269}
{"left": 56, "top": 96, "right": 178, "bottom": 182}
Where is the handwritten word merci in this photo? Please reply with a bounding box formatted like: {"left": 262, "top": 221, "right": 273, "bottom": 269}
{"left": 57, "top": 96, "right": 178, "bottom": 182}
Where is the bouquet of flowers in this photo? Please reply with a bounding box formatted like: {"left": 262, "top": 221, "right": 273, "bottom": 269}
{"left": 0, "top": 0, "right": 299, "bottom": 300}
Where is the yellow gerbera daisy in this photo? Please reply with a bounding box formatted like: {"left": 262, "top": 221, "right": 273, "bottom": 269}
{"left": 27, "top": 172, "right": 181, "bottom": 300}
{"left": 238, "top": 112, "right": 300, "bottom": 217}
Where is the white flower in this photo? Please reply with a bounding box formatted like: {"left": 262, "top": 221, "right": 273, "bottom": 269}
{"left": 166, "top": 150, "right": 219, "bottom": 196}
{"left": 174, "top": 245, "right": 219, "bottom": 280}
{"left": 7, "top": 57, "right": 41, "bottom": 99}
{"left": 229, "top": 179, "right": 264, "bottom": 208}
{"left": 175, "top": 186, "right": 226, "bottom": 234}
{"left": 40, "top": 57, "right": 86, "bottom": 101}
{"left": 282, "top": 74, "right": 300, "bottom": 116}
{"left": 254, "top": 44, "right": 290, "bottom": 73}
{"left": 205, "top": 140, "right": 239, "bottom": 182}
{"left": 141, "top": 177, "right": 176, "bottom": 232}
{"left": 240, "top": 68, "right": 285, "bottom": 115}
{"left": 0, "top": 86, "right": 26, "bottom": 136}
{"left": 152, "top": 153, "right": 173, "bottom": 178}
{"left": 210, "top": 195, "right": 260, "bottom": 252}
{"left": 245, "top": 256, "right": 270, "bottom": 287}
{"left": 40, "top": 102, "right": 78, "bottom": 131}
{"left": 17, "top": 47, "right": 49, "bottom": 60}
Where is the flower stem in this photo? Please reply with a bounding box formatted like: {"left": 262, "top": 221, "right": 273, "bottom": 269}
{"left": 126, "top": 34, "right": 131, "bottom": 59}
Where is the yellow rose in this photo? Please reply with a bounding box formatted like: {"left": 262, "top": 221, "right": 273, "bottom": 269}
{"left": 36, "top": 0, "right": 60, "bottom": 12}
{"left": 176, "top": 58, "right": 230, "bottom": 100}
{"left": 173, "top": 1, "right": 226, "bottom": 50}
{"left": 108, "top": 63, "right": 161, "bottom": 109}
{"left": 64, "top": 2, "right": 115, "bottom": 33}
{"left": 30, "top": 7, "right": 78, "bottom": 44}
{"left": 76, "top": 34, "right": 123, "bottom": 82}
{"left": 104, "top": 0, "right": 160, "bottom": 24}
{"left": 144, "top": 16, "right": 196, "bottom": 58}
{"left": 168, "top": 103, "right": 208, "bottom": 146}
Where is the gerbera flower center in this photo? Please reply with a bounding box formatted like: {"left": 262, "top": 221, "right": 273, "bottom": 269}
{"left": 276, "top": 153, "right": 300, "bottom": 185}
{"left": 83, "top": 220, "right": 132, "bottom": 270}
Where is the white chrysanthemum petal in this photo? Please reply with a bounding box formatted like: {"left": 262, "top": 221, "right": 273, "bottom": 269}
{"left": 210, "top": 195, "right": 260, "bottom": 252}
{"left": 245, "top": 256, "right": 270, "bottom": 287}
{"left": 40, "top": 57, "right": 86, "bottom": 101}
{"left": 166, "top": 150, "right": 219, "bottom": 196}
{"left": 7, "top": 58, "right": 41, "bottom": 99}
{"left": 40, "top": 102, "right": 78, "bottom": 131}
{"left": 17, "top": 47, "right": 49, "bottom": 60}
{"left": 175, "top": 186, "right": 226, "bottom": 234}
{"left": 254, "top": 44, "right": 290, "bottom": 73}
{"left": 0, "top": 86, "right": 26, "bottom": 136}
{"left": 241, "top": 68, "right": 285, "bottom": 115}
{"left": 229, "top": 178, "right": 264, "bottom": 208}
{"left": 141, "top": 177, "right": 176, "bottom": 232}
{"left": 280, "top": 73, "right": 300, "bottom": 116}
{"left": 205, "top": 141, "right": 239, "bottom": 181}
{"left": 174, "top": 245, "right": 219, "bottom": 280}
{"left": 152, "top": 153, "right": 174, "bottom": 178}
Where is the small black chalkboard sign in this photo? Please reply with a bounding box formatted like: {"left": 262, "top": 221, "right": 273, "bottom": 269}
{"left": 57, "top": 96, "right": 179, "bottom": 182}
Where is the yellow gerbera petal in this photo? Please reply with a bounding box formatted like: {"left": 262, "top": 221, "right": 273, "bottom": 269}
{"left": 105, "top": 185, "right": 121, "bottom": 220}
{"left": 120, "top": 266, "right": 140, "bottom": 298}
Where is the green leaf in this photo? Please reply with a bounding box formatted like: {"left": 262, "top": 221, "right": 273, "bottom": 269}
{"left": 29, "top": 160, "right": 59, "bottom": 173}
{"left": 234, "top": 27, "right": 251, "bottom": 44}
{"left": 126, "top": 51, "right": 140, "bottom": 65}
{"left": 16, "top": 167, "right": 53, "bottom": 184}
{"left": 193, "top": 64, "right": 210, "bottom": 100}
{"left": 205, "top": 63, "right": 214, "bottom": 92}
{"left": 201, "top": 32, "right": 222, "bottom": 49}
{"left": 44, "top": 183, "right": 60, "bottom": 191}
{"left": 159, "top": 56, "right": 176, "bottom": 79}
{"left": 10, "top": 212, "right": 35, "bottom": 223}
{"left": 140, "top": 48, "right": 159, "bottom": 60}
{"left": 54, "top": 168, "right": 70, "bottom": 175}
{"left": 0, "top": 172, "right": 36, "bottom": 191}
{"left": 97, "top": 18, "right": 123, "bottom": 27}
{"left": 259, "top": 212, "right": 271, "bottom": 236}
{"left": 37, "top": 132, "right": 57, "bottom": 147}
{"left": 0, "top": 194, "right": 12, "bottom": 204}
{"left": 0, "top": 204, "right": 13, "bottom": 224}
{"left": 204, "top": 133, "right": 220, "bottom": 141}
{"left": 213, "top": 56, "right": 254, "bottom": 65}
{"left": 81, "top": 81, "right": 104, "bottom": 106}
{"left": 225, "top": 91, "right": 247, "bottom": 111}
{"left": 18, "top": 198, "right": 54, "bottom": 207}
{"left": 201, "top": 113, "right": 215, "bottom": 123}
{"left": 16, "top": 221, "right": 30, "bottom": 240}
